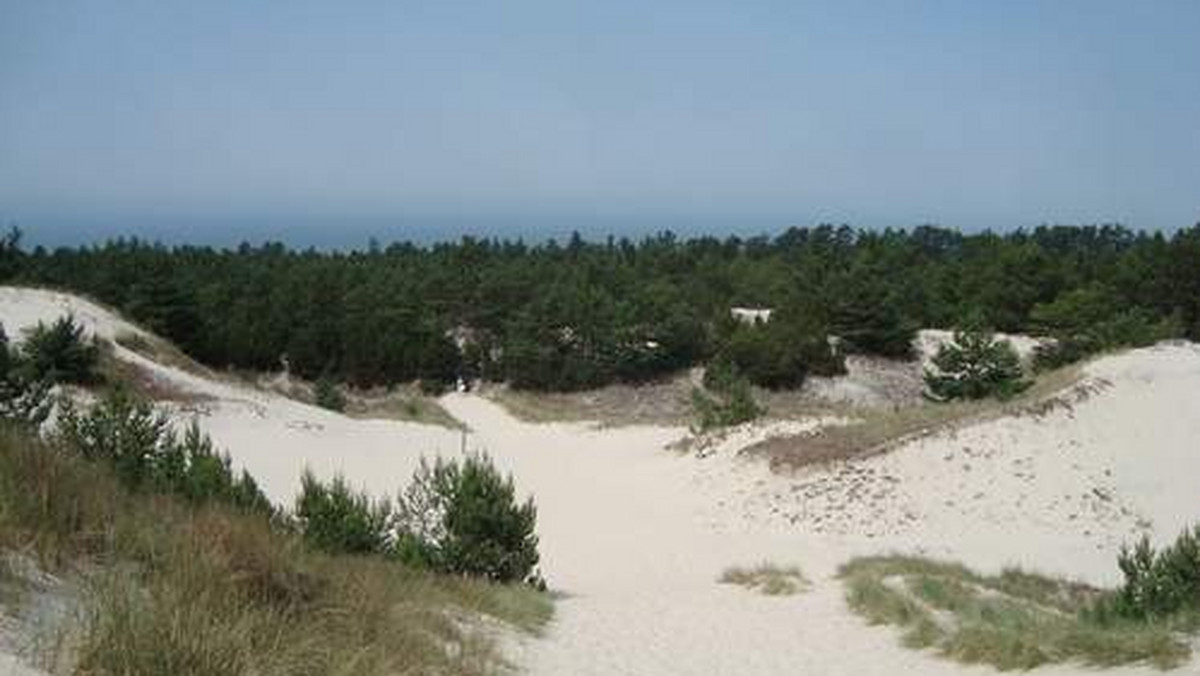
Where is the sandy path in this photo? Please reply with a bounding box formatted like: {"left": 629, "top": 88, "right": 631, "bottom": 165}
{"left": 440, "top": 394, "right": 1185, "bottom": 676}
{"left": 2, "top": 287, "right": 1197, "bottom": 675}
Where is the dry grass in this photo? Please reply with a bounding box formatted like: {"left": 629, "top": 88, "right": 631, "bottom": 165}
{"left": 0, "top": 425, "right": 551, "bottom": 676}
{"left": 486, "top": 360, "right": 912, "bottom": 429}
{"left": 747, "top": 362, "right": 1091, "bottom": 470}
{"left": 250, "top": 373, "right": 466, "bottom": 430}
{"left": 113, "top": 330, "right": 213, "bottom": 378}
{"left": 342, "top": 385, "right": 466, "bottom": 430}
{"left": 97, "top": 341, "right": 214, "bottom": 404}
{"left": 486, "top": 361, "right": 915, "bottom": 429}
{"left": 719, "top": 563, "right": 810, "bottom": 596}
{"left": 483, "top": 376, "right": 697, "bottom": 427}
{"left": 839, "top": 555, "right": 1190, "bottom": 671}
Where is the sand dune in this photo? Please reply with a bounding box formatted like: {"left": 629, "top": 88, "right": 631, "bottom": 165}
{"left": 1, "top": 286, "right": 1197, "bottom": 675}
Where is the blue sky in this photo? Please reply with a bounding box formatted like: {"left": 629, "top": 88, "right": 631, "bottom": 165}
{"left": 2, "top": 0, "right": 1198, "bottom": 247}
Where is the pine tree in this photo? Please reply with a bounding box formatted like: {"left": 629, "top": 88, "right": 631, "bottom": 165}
{"left": 924, "top": 321, "right": 1029, "bottom": 401}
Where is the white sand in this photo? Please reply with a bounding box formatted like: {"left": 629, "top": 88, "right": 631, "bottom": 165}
{"left": 2, "top": 286, "right": 1198, "bottom": 675}
{"left": 916, "top": 328, "right": 1048, "bottom": 366}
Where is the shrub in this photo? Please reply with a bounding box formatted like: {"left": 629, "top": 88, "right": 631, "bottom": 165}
{"left": 56, "top": 390, "right": 171, "bottom": 487}
{"left": 156, "top": 422, "right": 275, "bottom": 515}
{"left": 313, "top": 375, "right": 346, "bottom": 412}
{"left": 1092, "top": 525, "right": 1200, "bottom": 624}
{"left": 715, "top": 311, "right": 844, "bottom": 390}
{"left": 20, "top": 315, "right": 100, "bottom": 385}
{"left": 394, "top": 453, "right": 540, "bottom": 584}
{"left": 55, "top": 389, "right": 273, "bottom": 515}
{"left": 693, "top": 359, "right": 764, "bottom": 431}
{"left": 691, "top": 384, "right": 763, "bottom": 431}
{"left": 0, "top": 325, "right": 52, "bottom": 428}
{"left": 924, "top": 324, "right": 1029, "bottom": 401}
{"left": 295, "top": 470, "right": 391, "bottom": 555}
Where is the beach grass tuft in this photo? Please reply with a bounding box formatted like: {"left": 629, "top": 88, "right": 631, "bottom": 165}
{"left": 720, "top": 563, "right": 810, "bottom": 596}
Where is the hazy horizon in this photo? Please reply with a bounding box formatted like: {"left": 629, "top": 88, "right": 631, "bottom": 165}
{"left": 11, "top": 213, "right": 1198, "bottom": 253}
{"left": 3, "top": 1, "right": 1199, "bottom": 248}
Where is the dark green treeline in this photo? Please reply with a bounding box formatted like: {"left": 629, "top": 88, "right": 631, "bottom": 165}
{"left": 2, "top": 224, "right": 1198, "bottom": 392}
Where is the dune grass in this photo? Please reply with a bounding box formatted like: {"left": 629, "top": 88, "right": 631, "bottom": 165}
{"left": 749, "top": 362, "right": 1091, "bottom": 469}
{"left": 839, "top": 555, "right": 1190, "bottom": 671}
{"left": 485, "top": 376, "right": 696, "bottom": 427}
{"left": 341, "top": 385, "right": 466, "bottom": 430}
{"left": 0, "top": 425, "right": 550, "bottom": 675}
{"left": 96, "top": 341, "right": 214, "bottom": 404}
{"left": 114, "top": 330, "right": 213, "bottom": 378}
{"left": 719, "top": 563, "right": 810, "bottom": 596}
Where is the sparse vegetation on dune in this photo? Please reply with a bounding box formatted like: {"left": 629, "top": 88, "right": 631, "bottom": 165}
{"left": 747, "top": 361, "right": 1089, "bottom": 470}
{"left": 0, "top": 420, "right": 550, "bottom": 676}
{"left": 690, "top": 360, "right": 765, "bottom": 432}
{"left": 296, "top": 453, "right": 544, "bottom": 586}
{"left": 19, "top": 315, "right": 100, "bottom": 386}
{"left": 1093, "top": 526, "right": 1200, "bottom": 630}
{"left": 840, "top": 554, "right": 1197, "bottom": 670}
{"left": 340, "top": 384, "right": 466, "bottom": 430}
{"left": 114, "top": 329, "right": 213, "bottom": 377}
{"left": 258, "top": 370, "right": 465, "bottom": 429}
{"left": 95, "top": 341, "right": 213, "bottom": 404}
{"left": 0, "top": 316, "right": 551, "bottom": 674}
{"left": 484, "top": 375, "right": 696, "bottom": 426}
{"left": 490, "top": 363, "right": 855, "bottom": 431}
{"left": 719, "top": 563, "right": 810, "bottom": 596}
{"left": 924, "top": 322, "right": 1030, "bottom": 402}
{"left": 312, "top": 374, "right": 346, "bottom": 412}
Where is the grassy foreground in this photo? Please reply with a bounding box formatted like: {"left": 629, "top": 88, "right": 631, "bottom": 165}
{"left": 0, "top": 425, "right": 550, "bottom": 676}
{"left": 839, "top": 555, "right": 1190, "bottom": 671}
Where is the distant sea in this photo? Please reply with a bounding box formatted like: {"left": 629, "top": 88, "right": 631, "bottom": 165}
{"left": 16, "top": 212, "right": 819, "bottom": 251}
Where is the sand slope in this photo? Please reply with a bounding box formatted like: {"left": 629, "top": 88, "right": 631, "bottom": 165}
{"left": 2, "top": 286, "right": 1198, "bottom": 675}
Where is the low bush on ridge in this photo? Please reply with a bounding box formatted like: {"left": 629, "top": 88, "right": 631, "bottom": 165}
{"left": 20, "top": 315, "right": 100, "bottom": 386}
{"left": 690, "top": 358, "right": 765, "bottom": 432}
{"left": 297, "top": 453, "right": 543, "bottom": 586}
{"left": 0, "top": 314, "right": 103, "bottom": 429}
{"left": 56, "top": 389, "right": 273, "bottom": 516}
{"left": 395, "top": 453, "right": 541, "bottom": 585}
{"left": 312, "top": 375, "right": 346, "bottom": 412}
{"left": 924, "top": 323, "right": 1030, "bottom": 401}
{"left": 1093, "top": 526, "right": 1200, "bottom": 627}
{"left": 0, "top": 325, "right": 52, "bottom": 428}
{"left": 295, "top": 470, "right": 391, "bottom": 555}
